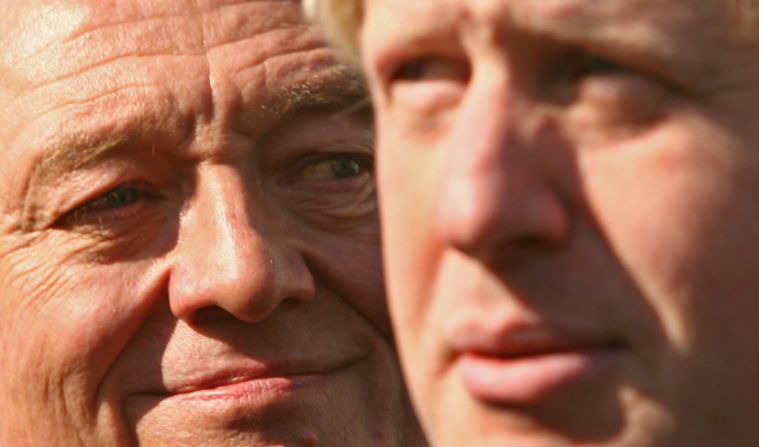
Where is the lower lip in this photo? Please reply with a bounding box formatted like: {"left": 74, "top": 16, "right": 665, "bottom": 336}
{"left": 458, "top": 349, "right": 623, "bottom": 405}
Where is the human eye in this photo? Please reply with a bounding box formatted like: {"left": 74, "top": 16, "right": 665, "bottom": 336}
{"left": 551, "top": 49, "right": 641, "bottom": 92}
{"left": 392, "top": 56, "right": 470, "bottom": 82}
{"left": 273, "top": 149, "right": 377, "bottom": 223}
{"left": 298, "top": 153, "right": 374, "bottom": 184}
{"left": 57, "top": 182, "right": 158, "bottom": 228}
{"left": 558, "top": 49, "right": 671, "bottom": 127}
{"left": 386, "top": 55, "right": 471, "bottom": 112}
{"left": 573, "top": 53, "right": 630, "bottom": 79}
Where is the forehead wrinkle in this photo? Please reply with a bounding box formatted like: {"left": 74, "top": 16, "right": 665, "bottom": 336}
{"left": 24, "top": 93, "right": 193, "bottom": 188}
{"left": 9, "top": 18, "right": 208, "bottom": 88}
{"left": 12, "top": 82, "right": 171, "bottom": 146}
{"left": 0, "top": 2, "right": 90, "bottom": 63}
{"left": 198, "top": 0, "right": 313, "bottom": 123}
{"left": 198, "top": 0, "right": 304, "bottom": 49}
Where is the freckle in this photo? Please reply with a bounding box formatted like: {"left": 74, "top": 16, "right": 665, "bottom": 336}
{"left": 300, "top": 431, "right": 318, "bottom": 446}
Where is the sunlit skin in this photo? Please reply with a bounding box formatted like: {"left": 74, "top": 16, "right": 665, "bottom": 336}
{"left": 0, "top": 1, "right": 424, "bottom": 446}
{"left": 359, "top": 0, "right": 759, "bottom": 445}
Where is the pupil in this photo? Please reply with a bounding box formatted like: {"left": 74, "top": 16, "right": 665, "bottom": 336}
{"left": 330, "top": 159, "right": 361, "bottom": 179}
{"left": 584, "top": 55, "right": 622, "bottom": 75}
{"left": 106, "top": 187, "right": 138, "bottom": 208}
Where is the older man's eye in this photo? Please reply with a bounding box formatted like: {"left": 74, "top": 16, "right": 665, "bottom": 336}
{"left": 301, "top": 154, "right": 373, "bottom": 180}
{"left": 85, "top": 186, "right": 144, "bottom": 211}
{"left": 58, "top": 184, "right": 156, "bottom": 228}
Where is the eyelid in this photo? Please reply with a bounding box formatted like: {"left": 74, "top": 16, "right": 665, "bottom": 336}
{"left": 568, "top": 41, "right": 689, "bottom": 93}
{"left": 55, "top": 181, "right": 159, "bottom": 227}
{"left": 296, "top": 152, "right": 374, "bottom": 179}
{"left": 370, "top": 34, "right": 466, "bottom": 79}
{"left": 391, "top": 55, "right": 472, "bottom": 83}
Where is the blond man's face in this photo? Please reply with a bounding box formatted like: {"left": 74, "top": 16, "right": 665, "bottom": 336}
{"left": 361, "top": 0, "right": 759, "bottom": 445}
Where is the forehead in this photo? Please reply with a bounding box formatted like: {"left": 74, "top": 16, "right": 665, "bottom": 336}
{"left": 362, "top": 0, "right": 736, "bottom": 48}
{"left": 0, "top": 0, "right": 332, "bottom": 121}
{"left": 0, "top": 0, "right": 360, "bottom": 206}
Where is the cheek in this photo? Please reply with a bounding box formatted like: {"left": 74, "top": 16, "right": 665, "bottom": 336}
{"left": 0, "top": 247, "right": 164, "bottom": 425}
{"left": 578, "top": 121, "right": 745, "bottom": 346}
{"left": 376, "top": 132, "right": 445, "bottom": 315}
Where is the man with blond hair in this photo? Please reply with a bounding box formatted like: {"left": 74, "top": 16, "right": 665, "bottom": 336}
{"left": 307, "top": 0, "right": 759, "bottom": 445}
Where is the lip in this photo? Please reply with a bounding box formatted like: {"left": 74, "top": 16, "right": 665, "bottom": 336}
{"left": 146, "top": 357, "right": 363, "bottom": 403}
{"left": 449, "top": 325, "right": 626, "bottom": 405}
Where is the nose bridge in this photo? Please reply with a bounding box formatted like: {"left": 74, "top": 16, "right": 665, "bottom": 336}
{"left": 434, "top": 71, "right": 570, "bottom": 259}
{"left": 197, "top": 168, "right": 260, "bottom": 284}
{"left": 169, "top": 166, "right": 313, "bottom": 322}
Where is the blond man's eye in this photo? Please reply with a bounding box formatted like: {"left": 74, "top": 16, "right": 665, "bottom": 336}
{"left": 577, "top": 54, "right": 629, "bottom": 78}
{"left": 391, "top": 56, "right": 470, "bottom": 83}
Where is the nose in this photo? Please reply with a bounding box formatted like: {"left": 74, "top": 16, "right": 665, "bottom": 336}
{"left": 434, "top": 75, "right": 571, "bottom": 263}
{"left": 168, "top": 166, "right": 315, "bottom": 323}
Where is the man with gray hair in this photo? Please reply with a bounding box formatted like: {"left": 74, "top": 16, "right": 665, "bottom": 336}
{"left": 0, "top": 0, "right": 426, "bottom": 445}
{"left": 307, "top": 0, "right": 759, "bottom": 445}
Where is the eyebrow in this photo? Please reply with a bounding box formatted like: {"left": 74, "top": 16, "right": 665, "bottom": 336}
{"left": 233, "top": 65, "right": 372, "bottom": 136}
{"left": 30, "top": 134, "right": 130, "bottom": 184}
{"left": 286, "top": 69, "right": 372, "bottom": 119}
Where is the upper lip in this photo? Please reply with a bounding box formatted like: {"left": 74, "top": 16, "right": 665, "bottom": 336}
{"left": 156, "top": 356, "right": 361, "bottom": 396}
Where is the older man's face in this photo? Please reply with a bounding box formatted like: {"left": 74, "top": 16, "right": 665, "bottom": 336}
{"left": 0, "top": 1, "right": 422, "bottom": 446}
{"left": 361, "top": 0, "right": 759, "bottom": 445}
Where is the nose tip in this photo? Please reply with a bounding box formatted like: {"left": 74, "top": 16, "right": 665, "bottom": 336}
{"left": 434, "top": 96, "right": 570, "bottom": 262}
{"left": 435, "top": 162, "right": 570, "bottom": 262}
{"left": 169, "top": 241, "right": 315, "bottom": 323}
{"left": 167, "top": 172, "right": 315, "bottom": 324}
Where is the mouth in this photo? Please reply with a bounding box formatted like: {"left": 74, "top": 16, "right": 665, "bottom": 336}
{"left": 453, "top": 333, "right": 627, "bottom": 405}
{"left": 142, "top": 356, "right": 364, "bottom": 405}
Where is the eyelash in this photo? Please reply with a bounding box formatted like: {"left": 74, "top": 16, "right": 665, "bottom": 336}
{"left": 298, "top": 153, "right": 374, "bottom": 181}
{"left": 58, "top": 183, "right": 157, "bottom": 227}
{"left": 390, "top": 56, "right": 471, "bottom": 84}
{"left": 567, "top": 52, "right": 632, "bottom": 80}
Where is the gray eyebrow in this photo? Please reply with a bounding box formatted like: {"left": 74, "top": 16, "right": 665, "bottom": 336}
{"left": 31, "top": 134, "right": 130, "bottom": 184}
{"left": 233, "top": 65, "right": 372, "bottom": 136}
{"left": 282, "top": 70, "right": 371, "bottom": 117}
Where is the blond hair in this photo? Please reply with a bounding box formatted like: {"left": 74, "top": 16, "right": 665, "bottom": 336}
{"left": 303, "top": 0, "right": 363, "bottom": 61}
